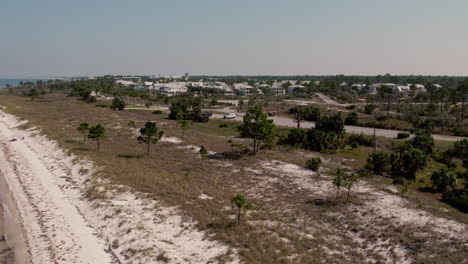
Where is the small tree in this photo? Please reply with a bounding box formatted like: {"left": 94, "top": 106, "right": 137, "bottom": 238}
{"left": 178, "top": 120, "right": 191, "bottom": 142}
{"left": 77, "top": 122, "right": 89, "bottom": 144}
{"left": 291, "top": 105, "right": 304, "bottom": 128}
{"left": 238, "top": 99, "right": 244, "bottom": 112}
{"left": 88, "top": 124, "right": 106, "bottom": 151}
{"left": 137, "top": 121, "right": 164, "bottom": 156}
{"left": 333, "top": 169, "right": 346, "bottom": 200}
{"left": 239, "top": 104, "right": 276, "bottom": 155}
{"left": 231, "top": 194, "right": 253, "bottom": 226}
{"left": 343, "top": 173, "right": 359, "bottom": 204}
{"left": 199, "top": 145, "right": 208, "bottom": 169}
{"left": 431, "top": 168, "right": 457, "bottom": 192}
{"left": 111, "top": 97, "right": 126, "bottom": 111}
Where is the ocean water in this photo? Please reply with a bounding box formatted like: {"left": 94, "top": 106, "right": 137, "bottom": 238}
{"left": 0, "top": 79, "right": 50, "bottom": 88}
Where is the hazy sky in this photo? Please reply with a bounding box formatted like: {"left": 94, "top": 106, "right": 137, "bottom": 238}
{"left": 1, "top": 0, "right": 468, "bottom": 77}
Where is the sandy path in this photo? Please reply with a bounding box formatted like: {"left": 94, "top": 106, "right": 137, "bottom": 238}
{"left": 0, "top": 115, "right": 114, "bottom": 263}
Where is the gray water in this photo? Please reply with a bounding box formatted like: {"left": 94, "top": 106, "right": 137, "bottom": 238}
{"left": 0, "top": 79, "right": 50, "bottom": 88}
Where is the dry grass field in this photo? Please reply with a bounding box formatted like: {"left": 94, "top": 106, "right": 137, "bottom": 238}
{"left": 0, "top": 93, "right": 466, "bottom": 263}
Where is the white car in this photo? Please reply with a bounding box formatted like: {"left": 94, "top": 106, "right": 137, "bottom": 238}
{"left": 223, "top": 113, "right": 237, "bottom": 119}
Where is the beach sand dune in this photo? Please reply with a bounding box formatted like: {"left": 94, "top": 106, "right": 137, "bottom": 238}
{"left": 0, "top": 113, "right": 113, "bottom": 263}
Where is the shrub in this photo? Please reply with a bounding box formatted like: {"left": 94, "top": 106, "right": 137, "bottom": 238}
{"left": 306, "top": 157, "right": 321, "bottom": 171}
{"left": 431, "top": 168, "right": 457, "bottom": 192}
{"left": 366, "top": 152, "right": 389, "bottom": 175}
{"left": 451, "top": 139, "right": 468, "bottom": 159}
{"left": 152, "top": 110, "right": 163, "bottom": 114}
{"left": 111, "top": 97, "right": 126, "bottom": 110}
{"left": 344, "top": 112, "right": 359, "bottom": 125}
{"left": 397, "top": 132, "right": 410, "bottom": 139}
{"left": 219, "top": 123, "right": 229, "bottom": 128}
{"left": 346, "top": 133, "right": 372, "bottom": 148}
{"left": 364, "top": 104, "right": 377, "bottom": 114}
{"left": 442, "top": 190, "right": 468, "bottom": 213}
{"left": 345, "top": 105, "right": 356, "bottom": 110}
{"left": 281, "top": 128, "right": 307, "bottom": 147}
{"left": 86, "top": 96, "right": 97, "bottom": 103}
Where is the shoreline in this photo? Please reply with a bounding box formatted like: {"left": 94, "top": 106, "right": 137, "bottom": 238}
{"left": 0, "top": 170, "right": 29, "bottom": 264}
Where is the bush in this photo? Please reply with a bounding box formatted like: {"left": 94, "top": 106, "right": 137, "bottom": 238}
{"left": 111, "top": 97, "right": 126, "bottom": 111}
{"left": 86, "top": 96, "right": 97, "bottom": 103}
{"left": 345, "top": 105, "right": 356, "bottom": 110}
{"left": 306, "top": 157, "right": 321, "bottom": 171}
{"left": 364, "top": 104, "right": 377, "bottom": 114}
{"left": 281, "top": 128, "right": 307, "bottom": 147}
{"left": 152, "top": 110, "right": 163, "bottom": 114}
{"left": 344, "top": 112, "right": 359, "bottom": 125}
{"left": 219, "top": 123, "right": 229, "bottom": 128}
{"left": 397, "top": 132, "right": 410, "bottom": 139}
{"left": 392, "top": 177, "right": 405, "bottom": 185}
{"left": 430, "top": 168, "right": 457, "bottom": 192}
{"left": 442, "top": 190, "right": 468, "bottom": 213}
{"left": 346, "top": 133, "right": 372, "bottom": 148}
{"left": 366, "top": 152, "right": 389, "bottom": 175}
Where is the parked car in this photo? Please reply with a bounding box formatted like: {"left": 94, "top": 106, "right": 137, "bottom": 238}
{"left": 223, "top": 113, "right": 237, "bottom": 119}
{"left": 203, "top": 111, "right": 213, "bottom": 117}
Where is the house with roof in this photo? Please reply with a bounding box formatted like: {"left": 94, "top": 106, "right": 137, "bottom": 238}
{"left": 234, "top": 83, "right": 254, "bottom": 96}
{"left": 287, "top": 84, "right": 306, "bottom": 94}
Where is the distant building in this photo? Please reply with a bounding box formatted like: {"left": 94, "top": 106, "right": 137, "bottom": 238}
{"left": 288, "top": 85, "right": 306, "bottom": 94}
{"left": 234, "top": 83, "right": 254, "bottom": 96}
{"left": 154, "top": 82, "right": 188, "bottom": 96}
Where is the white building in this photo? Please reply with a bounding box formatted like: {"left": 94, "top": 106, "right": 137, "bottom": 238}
{"left": 154, "top": 82, "right": 188, "bottom": 96}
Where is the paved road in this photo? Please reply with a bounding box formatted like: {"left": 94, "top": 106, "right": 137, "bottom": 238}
{"left": 211, "top": 110, "right": 464, "bottom": 142}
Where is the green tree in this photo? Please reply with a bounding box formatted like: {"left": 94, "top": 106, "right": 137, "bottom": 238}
{"left": 431, "top": 168, "right": 457, "bottom": 192}
{"left": 137, "top": 121, "right": 164, "bottom": 156}
{"left": 343, "top": 173, "right": 359, "bottom": 204}
{"left": 111, "top": 97, "right": 126, "bottom": 110}
{"left": 238, "top": 99, "right": 244, "bottom": 112}
{"left": 400, "top": 147, "right": 428, "bottom": 182}
{"left": 291, "top": 105, "right": 305, "bottom": 128}
{"left": 88, "top": 124, "right": 106, "bottom": 151}
{"left": 239, "top": 104, "right": 276, "bottom": 155}
{"left": 231, "top": 194, "right": 253, "bottom": 226}
{"left": 199, "top": 145, "right": 208, "bottom": 169}
{"left": 333, "top": 169, "right": 346, "bottom": 200}
{"left": 412, "top": 130, "right": 434, "bottom": 154}
{"left": 77, "top": 122, "right": 89, "bottom": 144}
{"left": 378, "top": 85, "right": 394, "bottom": 117}
{"left": 178, "top": 120, "right": 191, "bottom": 142}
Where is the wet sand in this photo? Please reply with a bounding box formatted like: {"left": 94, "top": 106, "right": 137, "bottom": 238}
{"left": 0, "top": 170, "right": 29, "bottom": 264}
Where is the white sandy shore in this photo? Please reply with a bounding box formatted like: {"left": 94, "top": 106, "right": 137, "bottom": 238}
{"left": 0, "top": 108, "right": 238, "bottom": 263}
